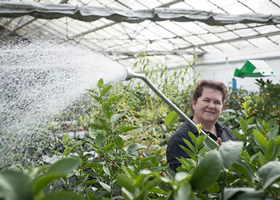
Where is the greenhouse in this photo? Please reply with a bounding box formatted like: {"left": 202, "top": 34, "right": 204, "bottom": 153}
{"left": 1, "top": 0, "right": 280, "bottom": 199}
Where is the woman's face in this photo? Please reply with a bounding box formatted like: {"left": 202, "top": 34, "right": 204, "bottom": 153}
{"left": 192, "top": 87, "right": 223, "bottom": 124}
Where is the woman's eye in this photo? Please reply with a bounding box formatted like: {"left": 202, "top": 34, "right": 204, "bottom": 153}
{"left": 215, "top": 101, "right": 221, "bottom": 105}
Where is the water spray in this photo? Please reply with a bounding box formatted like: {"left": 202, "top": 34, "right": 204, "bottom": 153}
{"left": 125, "top": 68, "right": 219, "bottom": 147}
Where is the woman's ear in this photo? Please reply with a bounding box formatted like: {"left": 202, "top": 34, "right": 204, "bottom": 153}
{"left": 192, "top": 99, "right": 196, "bottom": 111}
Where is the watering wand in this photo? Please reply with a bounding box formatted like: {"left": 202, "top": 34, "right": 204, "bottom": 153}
{"left": 125, "top": 68, "right": 219, "bottom": 148}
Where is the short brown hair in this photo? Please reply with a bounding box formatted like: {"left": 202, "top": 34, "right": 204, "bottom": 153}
{"left": 191, "top": 80, "right": 228, "bottom": 114}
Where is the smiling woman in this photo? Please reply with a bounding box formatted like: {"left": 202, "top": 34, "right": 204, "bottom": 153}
{"left": 166, "top": 79, "right": 236, "bottom": 172}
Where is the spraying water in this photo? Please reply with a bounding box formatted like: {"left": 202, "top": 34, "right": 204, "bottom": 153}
{"left": 0, "top": 39, "right": 127, "bottom": 168}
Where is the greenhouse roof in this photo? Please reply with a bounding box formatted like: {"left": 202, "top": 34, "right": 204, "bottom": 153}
{"left": 1, "top": 0, "right": 280, "bottom": 68}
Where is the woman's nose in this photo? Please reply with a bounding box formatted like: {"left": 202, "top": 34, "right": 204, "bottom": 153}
{"left": 208, "top": 101, "right": 215, "bottom": 108}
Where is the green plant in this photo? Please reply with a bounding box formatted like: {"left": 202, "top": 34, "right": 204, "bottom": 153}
{"left": 0, "top": 157, "right": 84, "bottom": 200}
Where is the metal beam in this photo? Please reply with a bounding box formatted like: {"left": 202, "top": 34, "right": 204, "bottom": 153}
{"left": 1, "top": 2, "right": 280, "bottom": 25}
{"left": 63, "top": 0, "right": 184, "bottom": 42}
{"left": 177, "top": 30, "right": 280, "bottom": 50}
{"left": 63, "top": 22, "right": 117, "bottom": 42}
{"left": 103, "top": 49, "right": 204, "bottom": 56}
{"left": 157, "top": 0, "right": 184, "bottom": 8}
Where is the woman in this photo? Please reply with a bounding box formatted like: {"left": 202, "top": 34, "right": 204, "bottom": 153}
{"left": 166, "top": 79, "right": 236, "bottom": 172}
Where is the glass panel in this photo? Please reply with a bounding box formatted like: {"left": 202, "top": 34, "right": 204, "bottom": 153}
{"left": 222, "top": 3, "right": 252, "bottom": 14}
{"left": 248, "top": 37, "right": 276, "bottom": 47}
{"left": 168, "top": 38, "right": 192, "bottom": 48}
{"left": 200, "top": 45, "right": 222, "bottom": 53}
{"left": 253, "top": 25, "right": 280, "bottom": 34}
{"left": 183, "top": 35, "right": 206, "bottom": 45}
{"left": 170, "top": 2, "right": 193, "bottom": 9}
{"left": 215, "top": 31, "right": 239, "bottom": 40}
{"left": 230, "top": 40, "right": 255, "bottom": 50}
{"left": 213, "top": 43, "right": 239, "bottom": 52}
{"left": 269, "top": 35, "right": 280, "bottom": 44}
{"left": 233, "top": 28, "right": 258, "bottom": 37}
{"left": 244, "top": 0, "right": 280, "bottom": 14}
{"left": 198, "top": 33, "right": 222, "bottom": 42}
{"left": 183, "top": 0, "right": 217, "bottom": 10}
{"left": 209, "top": 0, "right": 238, "bottom": 8}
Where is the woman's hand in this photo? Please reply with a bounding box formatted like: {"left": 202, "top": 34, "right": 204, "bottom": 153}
{"left": 217, "top": 137, "right": 223, "bottom": 146}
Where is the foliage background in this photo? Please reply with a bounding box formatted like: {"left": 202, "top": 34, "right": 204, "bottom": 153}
{"left": 1, "top": 51, "right": 280, "bottom": 200}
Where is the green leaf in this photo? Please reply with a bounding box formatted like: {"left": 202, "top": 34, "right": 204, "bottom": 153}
{"left": 86, "top": 188, "right": 97, "bottom": 200}
{"left": 247, "top": 116, "right": 255, "bottom": 124}
{"left": 271, "top": 145, "right": 280, "bottom": 161}
{"left": 188, "top": 131, "right": 197, "bottom": 143}
{"left": 33, "top": 174, "right": 65, "bottom": 195}
{"left": 257, "top": 151, "right": 267, "bottom": 166}
{"left": 180, "top": 145, "right": 196, "bottom": 161}
{"left": 117, "top": 174, "right": 136, "bottom": 193}
{"left": 47, "top": 157, "right": 80, "bottom": 175}
{"left": 225, "top": 172, "right": 237, "bottom": 186}
{"left": 149, "top": 187, "right": 168, "bottom": 195}
{"left": 83, "top": 163, "right": 103, "bottom": 168}
{"left": 256, "top": 118, "right": 265, "bottom": 130}
{"left": 183, "top": 138, "right": 195, "bottom": 153}
{"left": 0, "top": 171, "right": 32, "bottom": 200}
{"left": 63, "top": 146, "right": 71, "bottom": 157}
{"left": 265, "top": 138, "right": 276, "bottom": 161}
{"left": 173, "top": 182, "right": 192, "bottom": 200}
{"left": 92, "top": 95, "right": 102, "bottom": 104}
{"left": 142, "top": 177, "right": 162, "bottom": 191}
{"left": 110, "top": 111, "right": 126, "bottom": 124}
{"left": 126, "top": 143, "right": 146, "bottom": 154}
{"left": 103, "top": 166, "right": 111, "bottom": 177}
{"left": 134, "top": 174, "right": 149, "bottom": 188}
{"left": 88, "top": 123, "right": 109, "bottom": 130}
{"left": 241, "top": 150, "right": 251, "bottom": 162}
{"left": 62, "top": 134, "right": 69, "bottom": 145}
{"left": 194, "top": 136, "right": 205, "bottom": 151}
{"left": 239, "top": 118, "right": 248, "bottom": 133}
{"left": 164, "top": 111, "right": 179, "bottom": 127}
{"left": 100, "top": 85, "right": 112, "bottom": 96}
{"left": 230, "top": 159, "right": 254, "bottom": 182}
{"left": 95, "top": 133, "right": 107, "bottom": 147}
{"left": 267, "top": 118, "right": 278, "bottom": 128}
{"left": 115, "top": 135, "right": 124, "bottom": 149}
{"left": 122, "top": 165, "right": 138, "bottom": 179}
{"left": 88, "top": 129, "right": 105, "bottom": 139}
{"left": 203, "top": 138, "right": 219, "bottom": 150}
{"left": 266, "top": 125, "right": 278, "bottom": 141}
{"left": 42, "top": 190, "right": 86, "bottom": 200}
{"left": 223, "top": 115, "right": 236, "bottom": 124}
{"left": 103, "top": 143, "right": 114, "bottom": 151}
{"left": 262, "top": 120, "right": 269, "bottom": 129}
{"left": 207, "top": 182, "right": 219, "bottom": 193}
{"left": 99, "top": 181, "right": 111, "bottom": 192}
{"left": 165, "top": 168, "right": 176, "bottom": 179}
{"left": 218, "top": 141, "right": 243, "bottom": 169}
{"left": 230, "top": 130, "right": 241, "bottom": 139}
{"left": 175, "top": 172, "right": 190, "bottom": 184}
{"left": 101, "top": 103, "right": 113, "bottom": 119}
{"left": 198, "top": 146, "right": 210, "bottom": 155}
{"left": 115, "top": 126, "right": 140, "bottom": 134}
{"left": 106, "top": 94, "right": 123, "bottom": 106}
{"left": 97, "top": 78, "right": 104, "bottom": 89}
{"left": 190, "top": 151, "right": 222, "bottom": 191}
{"left": 223, "top": 188, "right": 265, "bottom": 200}
{"left": 253, "top": 130, "right": 267, "bottom": 152}
{"left": 258, "top": 161, "right": 280, "bottom": 189}
{"left": 176, "top": 157, "right": 192, "bottom": 172}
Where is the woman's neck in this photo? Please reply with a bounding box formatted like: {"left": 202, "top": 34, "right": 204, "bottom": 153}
{"left": 192, "top": 117, "right": 217, "bottom": 137}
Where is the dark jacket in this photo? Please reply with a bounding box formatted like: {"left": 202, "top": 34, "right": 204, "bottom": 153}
{"left": 166, "top": 118, "right": 236, "bottom": 172}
